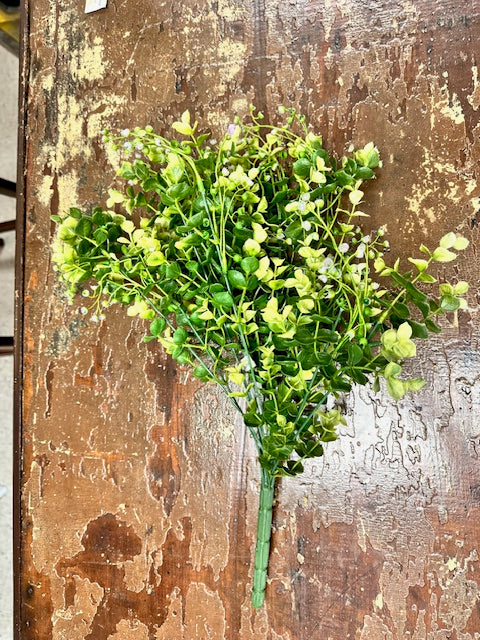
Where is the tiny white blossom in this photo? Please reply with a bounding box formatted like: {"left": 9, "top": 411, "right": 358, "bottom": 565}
{"left": 361, "top": 235, "right": 371, "bottom": 243}
{"left": 120, "top": 128, "right": 130, "bottom": 137}
{"left": 80, "top": 307, "right": 88, "bottom": 315}
{"left": 338, "top": 243, "right": 349, "bottom": 253}
{"left": 301, "top": 221, "right": 311, "bottom": 231}
{"left": 356, "top": 243, "right": 366, "bottom": 258}
{"left": 124, "top": 141, "right": 132, "bottom": 150}
{"left": 154, "top": 137, "right": 162, "bottom": 146}
{"left": 301, "top": 192, "right": 310, "bottom": 201}
{"left": 372, "top": 282, "right": 380, "bottom": 290}
{"left": 319, "top": 274, "right": 328, "bottom": 283}
{"left": 222, "top": 167, "right": 230, "bottom": 176}
{"left": 127, "top": 180, "right": 136, "bottom": 186}
{"left": 209, "top": 139, "right": 217, "bottom": 145}
{"left": 81, "top": 289, "right": 90, "bottom": 297}
{"left": 135, "top": 142, "right": 144, "bottom": 151}
{"left": 91, "top": 314, "right": 99, "bottom": 323}
{"left": 298, "top": 201, "right": 306, "bottom": 212}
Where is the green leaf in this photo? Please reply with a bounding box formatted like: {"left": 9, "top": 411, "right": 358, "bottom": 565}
{"left": 173, "top": 327, "right": 188, "bottom": 345}
{"left": 166, "top": 263, "right": 181, "bottom": 279}
{"left": 408, "top": 258, "right": 429, "bottom": 272}
{"left": 167, "top": 182, "right": 191, "bottom": 201}
{"left": 409, "top": 320, "right": 429, "bottom": 339}
{"left": 391, "top": 302, "right": 410, "bottom": 319}
{"left": 240, "top": 257, "right": 259, "bottom": 274}
{"left": 440, "top": 294, "right": 461, "bottom": 312}
{"left": 227, "top": 269, "right": 247, "bottom": 289}
{"left": 285, "top": 219, "right": 303, "bottom": 240}
{"left": 384, "top": 362, "right": 402, "bottom": 378}
{"left": 386, "top": 377, "right": 407, "bottom": 401}
{"left": 150, "top": 317, "right": 166, "bottom": 336}
{"left": 432, "top": 247, "right": 457, "bottom": 262}
{"left": 193, "top": 365, "right": 210, "bottom": 381}
{"left": 69, "top": 207, "right": 82, "bottom": 219}
{"left": 293, "top": 158, "right": 311, "bottom": 179}
{"left": 425, "top": 318, "right": 442, "bottom": 333}
{"left": 75, "top": 217, "right": 93, "bottom": 237}
{"left": 335, "top": 169, "right": 355, "bottom": 186}
{"left": 316, "top": 329, "right": 339, "bottom": 343}
{"left": 93, "top": 228, "right": 108, "bottom": 244}
{"left": 439, "top": 232, "right": 456, "bottom": 248}
{"left": 186, "top": 212, "right": 205, "bottom": 229}
{"left": 453, "top": 236, "right": 469, "bottom": 250}
{"left": 213, "top": 291, "right": 234, "bottom": 309}
{"left": 347, "top": 343, "right": 363, "bottom": 365}
{"left": 417, "top": 273, "right": 437, "bottom": 283}
{"left": 407, "top": 378, "right": 426, "bottom": 392}
{"left": 355, "top": 166, "right": 375, "bottom": 180}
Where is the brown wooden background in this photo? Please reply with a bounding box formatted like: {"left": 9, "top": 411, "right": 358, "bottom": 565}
{"left": 17, "top": 0, "right": 480, "bottom": 638}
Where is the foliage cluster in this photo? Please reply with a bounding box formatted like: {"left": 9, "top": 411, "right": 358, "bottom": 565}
{"left": 53, "top": 107, "right": 469, "bottom": 479}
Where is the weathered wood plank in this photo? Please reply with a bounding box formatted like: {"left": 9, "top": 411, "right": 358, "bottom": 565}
{"left": 19, "top": 1, "right": 480, "bottom": 638}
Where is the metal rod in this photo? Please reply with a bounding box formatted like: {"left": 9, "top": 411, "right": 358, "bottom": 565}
{"left": 0, "top": 220, "right": 16, "bottom": 233}
{"left": 0, "top": 177, "right": 16, "bottom": 197}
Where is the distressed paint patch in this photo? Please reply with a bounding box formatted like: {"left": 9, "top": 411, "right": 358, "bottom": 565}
{"left": 467, "top": 65, "right": 480, "bottom": 110}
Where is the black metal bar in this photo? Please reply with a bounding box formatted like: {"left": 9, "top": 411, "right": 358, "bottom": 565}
{"left": 0, "top": 337, "right": 14, "bottom": 355}
{"left": 0, "top": 177, "right": 16, "bottom": 197}
{"left": 0, "top": 220, "right": 16, "bottom": 233}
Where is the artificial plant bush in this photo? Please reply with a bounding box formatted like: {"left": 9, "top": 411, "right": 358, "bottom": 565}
{"left": 52, "top": 107, "right": 469, "bottom": 608}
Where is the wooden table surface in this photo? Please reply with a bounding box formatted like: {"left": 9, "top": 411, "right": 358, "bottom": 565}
{"left": 16, "top": 1, "right": 480, "bottom": 638}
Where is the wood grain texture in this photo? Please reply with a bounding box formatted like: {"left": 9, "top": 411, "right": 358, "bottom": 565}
{"left": 19, "top": 0, "right": 480, "bottom": 638}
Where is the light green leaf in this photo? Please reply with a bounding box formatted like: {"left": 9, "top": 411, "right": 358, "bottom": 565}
{"left": 454, "top": 280, "right": 469, "bottom": 295}
{"left": 439, "top": 232, "right": 456, "bottom": 248}
{"left": 386, "top": 377, "right": 407, "bottom": 401}
{"left": 453, "top": 235, "right": 469, "bottom": 250}
{"left": 432, "top": 247, "right": 457, "bottom": 262}
{"left": 408, "top": 258, "right": 429, "bottom": 272}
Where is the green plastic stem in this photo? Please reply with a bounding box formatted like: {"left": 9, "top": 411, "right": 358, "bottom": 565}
{"left": 251, "top": 469, "right": 276, "bottom": 608}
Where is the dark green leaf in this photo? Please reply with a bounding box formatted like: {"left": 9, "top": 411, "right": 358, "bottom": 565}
{"left": 227, "top": 269, "right": 247, "bottom": 289}
{"left": 193, "top": 365, "right": 210, "bottom": 381}
{"left": 166, "top": 263, "right": 181, "bottom": 279}
{"left": 425, "top": 318, "right": 442, "bottom": 334}
{"left": 93, "top": 228, "right": 108, "bottom": 244}
{"left": 173, "top": 327, "right": 188, "bottom": 344}
{"left": 75, "top": 217, "right": 93, "bottom": 237}
{"left": 167, "top": 182, "right": 191, "bottom": 201}
{"left": 240, "top": 256, "right": 259, "bottom": 274}
{"left": 409, "top": 320, "right": 429, "bottom": 339}
{"left": 293, "top": 158, "right": 311, "bottom": 179}
{"left": 285, "top": 218, "right": 303, "bottom": 240}
{"left": 150, "top": 318, "right": 166, "bottom": 336}
{"left": 334, "top": 170, "right": 354, "bottom": 186}
{"left": 355, "top": 166, "right": 375, "bottom": 180}
{"left": 213, "top": 291, "right": 234, "bottom": 309}
{"left": 347, "top": 343, "right": 363, "bottom": 365}
{"left": 391, "top": 302, "right": 410, "bottom": 319}
{"left": 316, "top": 329, "right": 339, "bottom": 343}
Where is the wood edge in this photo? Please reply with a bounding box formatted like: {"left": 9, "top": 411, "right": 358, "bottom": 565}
{"left": 13, "top": 0, "right": 29, "bottom": 637}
